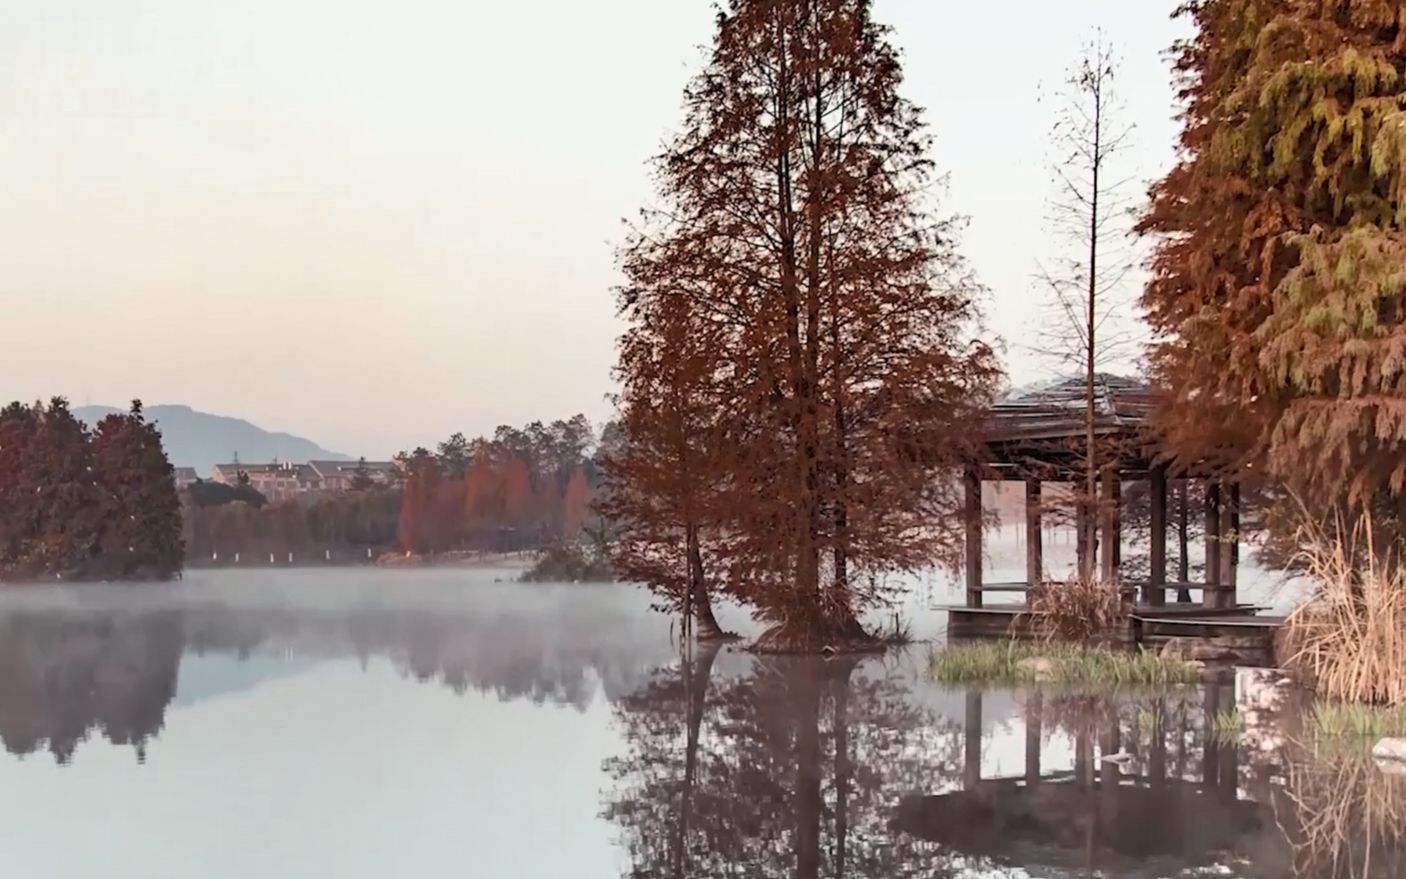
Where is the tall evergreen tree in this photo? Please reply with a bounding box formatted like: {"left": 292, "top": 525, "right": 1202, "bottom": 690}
{"left": 91, "top": 400, "right": 184, "bottom": 579}
{"left": 0, "top": 402, "right": 39, "bottom": 570}
{"left": 12, "top": 399, "right": 101, "bottom": 577}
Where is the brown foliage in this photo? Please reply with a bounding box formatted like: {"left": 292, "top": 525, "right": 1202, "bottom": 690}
{"left": 610, "top": 0, "right": 998, "bottom": 647}
{"left": 1140, "top": 1, "right": 1406, "bottom": 524}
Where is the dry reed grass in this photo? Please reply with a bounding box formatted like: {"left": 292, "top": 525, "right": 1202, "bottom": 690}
{"left": 1282, "top": 513, "right": 1406, "bottom": 706}
{"left": 1025, "top": 574, "right": 1126, "bottom": 642}
{"left": 1278, "top": 746, "right": 1406, "bottom": 878}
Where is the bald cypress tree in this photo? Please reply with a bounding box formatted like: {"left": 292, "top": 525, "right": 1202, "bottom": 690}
{"left": 614, "top": 0, "right": 997, "bottom": 648}
{"left": 1142, "top": 0, "right": 1406, "bottom": 521}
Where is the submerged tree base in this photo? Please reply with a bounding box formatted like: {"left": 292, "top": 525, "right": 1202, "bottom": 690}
{"left": 749, "top": 619, "right": 888, "bottom": 656}
{"left": 696, "top": 627, "right": 744, "bottom": 643}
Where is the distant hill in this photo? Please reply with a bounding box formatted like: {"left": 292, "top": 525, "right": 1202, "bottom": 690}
{"left": 75, "top": 404, "right": 348, "bottom": 476}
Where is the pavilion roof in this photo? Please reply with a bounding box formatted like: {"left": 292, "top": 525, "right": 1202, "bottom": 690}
{"left": 987, "top": 374, "right": 1154, "bottom": 445}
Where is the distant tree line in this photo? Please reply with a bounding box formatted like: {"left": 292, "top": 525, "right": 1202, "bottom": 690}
{"left": 0, "top": 398, "right": 183, "bottom": 581}
{"left": 182, "top": 415, "right": 610, "bottom": 563}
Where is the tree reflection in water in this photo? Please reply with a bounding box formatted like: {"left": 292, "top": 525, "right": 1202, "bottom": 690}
{"left": 0, "top": 611, "right": 183, "bottom": 763}
{"left": 0, "top": 593, "right": 1402, "bottom": 879}
{"left": 603, "top": 647, "right": 964, "bottom": 878}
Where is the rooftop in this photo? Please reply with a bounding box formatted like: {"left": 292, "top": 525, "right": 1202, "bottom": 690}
{"left": 984, "top": 374, "right": 1158, "bottom": 471}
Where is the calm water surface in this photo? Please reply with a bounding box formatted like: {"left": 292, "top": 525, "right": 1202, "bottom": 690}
{"left": 0, "top": 566, "right": 1394, "bottom": 878}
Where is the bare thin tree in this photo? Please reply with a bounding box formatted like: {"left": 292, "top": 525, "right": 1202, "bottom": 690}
{"left": 1033, "top": 34, "right": 1136, "bottom": 580}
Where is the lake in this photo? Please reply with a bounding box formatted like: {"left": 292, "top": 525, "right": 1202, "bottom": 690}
{"left": 0, "top": 564, "right": 1395, "bottom": 878}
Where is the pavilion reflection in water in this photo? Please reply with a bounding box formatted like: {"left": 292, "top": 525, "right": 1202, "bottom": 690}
{"left": 897, "top": 682, "right": 1265, "bottom": 876}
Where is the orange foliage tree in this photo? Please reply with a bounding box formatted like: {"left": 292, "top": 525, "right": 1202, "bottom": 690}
{"left": 613, "top": 0, "right": 998, "bottom": 649}
{"left": 561, "top": 466, "right": 592, "bottom": 539}
{"left": 1141, "top": 0, "right": 1406, "bottom": 530}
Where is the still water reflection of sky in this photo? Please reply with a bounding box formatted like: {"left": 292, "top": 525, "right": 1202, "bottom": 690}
{"left": 0, "top": 548, "right": 1369, "bottom": 878}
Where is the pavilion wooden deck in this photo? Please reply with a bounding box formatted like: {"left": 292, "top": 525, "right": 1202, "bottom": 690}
{"left": 942, "top": 602, "right": 1284, "bottom": 664}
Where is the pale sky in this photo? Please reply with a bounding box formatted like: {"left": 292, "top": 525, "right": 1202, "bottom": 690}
{"left": 0, "top": 0, "right": 1187, "bottom": 458}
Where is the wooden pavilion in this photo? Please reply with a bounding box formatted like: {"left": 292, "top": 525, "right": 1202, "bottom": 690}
{"left": 949, "top": 375, "right": 1276, "bottom": 648}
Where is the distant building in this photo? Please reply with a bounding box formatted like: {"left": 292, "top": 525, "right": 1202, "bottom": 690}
{"left": 309, "top": 460, "right": 398, "bottom": 492}
{"left": 172, "top": 467, "right": 200, "bottom": 491}
{"left": 209, "top": 462, "right": 318, "bottom": 503}
{"left": 209, "top": 459, "right": 397, "bottom": 502}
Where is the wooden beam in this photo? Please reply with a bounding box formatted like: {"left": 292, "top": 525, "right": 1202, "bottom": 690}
{"left": 1025, "top": 478, "right": 1043, "bottom": 588}
{"left": 1148, "top": 466, "right": 1168, "bottom": 607}
{"left": 1204, "top": 481, "right": 1222, "bottom": 609}
{"left": 964, "top": 468, "right": 983, "bottom": 609}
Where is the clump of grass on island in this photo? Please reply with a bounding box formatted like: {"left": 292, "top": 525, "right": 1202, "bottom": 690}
{"left": 1310, "top": 702, "right": 1406, "bottom": 743}
{"left": 928, "top": 642, "right": 1200, "bottom": 688}
{"left": 1211, "top": 707, "right": 1244, "bottom": 745}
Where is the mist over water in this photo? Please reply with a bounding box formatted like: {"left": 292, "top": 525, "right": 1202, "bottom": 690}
{"left": 0, "top": 551, "right": 1370, "bottom": 878}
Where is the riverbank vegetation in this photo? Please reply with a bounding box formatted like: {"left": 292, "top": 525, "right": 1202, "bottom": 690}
{"left": 0, "top": 399, "right": 182, "bottom": 581}
{"left": 182, "top": 415, "right": 608, "bottom": 566}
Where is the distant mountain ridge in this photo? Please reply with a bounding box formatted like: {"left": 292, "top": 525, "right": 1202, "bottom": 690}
{"left": 74, "top": 404, "right": 348, "bottom": 476}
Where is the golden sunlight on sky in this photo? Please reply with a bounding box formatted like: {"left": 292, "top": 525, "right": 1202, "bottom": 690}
{"left": 0, "top": 0, "right": 1185, "bottom": 456}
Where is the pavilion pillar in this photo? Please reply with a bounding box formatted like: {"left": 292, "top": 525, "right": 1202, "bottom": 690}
{"left": 1204, "top": 481, "right": 1223, "bottom": 609}
{"left": 1024, "top": 478, "right": 1043, "bottom": 588}
{"left": 1219, "top": 482, "right": 1240, "bottom": 608}
{"left": 964, "top": 690, "right": 983, "bottom": 790}
{"left": 1201, "top": 681, "right": 1222, "bottom": 793}
{"left": 1099, "top": 470, "right": 1120, "bottom": 583}
{"left": 1149, "top": 698, "right": 1167, "bottom": 788}
{"left": 1147, "top": 466, "right": 1168, "bottom": 607}
{"left": 1025, "top": 689, "right": 1043, "bottom": 785}
{"left": 1176, "top": 478, "right": 1192, "bottom": 603}
{"left": 964, "top": 468, "right": 982, "bottom": 609}
{"left": 1076, "top": 499, "right": 1091, "bottom": 580}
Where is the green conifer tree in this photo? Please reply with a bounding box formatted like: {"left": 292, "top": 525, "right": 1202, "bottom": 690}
{"left": 91, "top": 400, "right": 184, "bottom": 579}
{"left": 14, "top": 399, "right": 101, "bottom": 577}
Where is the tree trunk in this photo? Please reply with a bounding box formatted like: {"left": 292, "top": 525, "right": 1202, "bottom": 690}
{"left": 672, "top": 640, "right": 721, "bottom": 879}
{"left": 686, "top": 526, "right": 729, "bottom": 641}
{"left": 831, "top": 661, "right": 853, "bottom": 878}
{"left": 1176, "top": 479, "right": 1191, "bottom": 603}
{"left": 770, "top": 7, "right": 821, "bottom": 624}
{"left": 793, "top": 661, "right": 823, "bottom": 879}
{"left": 1082, "top": 69, "right": 1104, "bottom": 583}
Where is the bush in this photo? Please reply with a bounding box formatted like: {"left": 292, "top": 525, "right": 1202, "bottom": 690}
{"left": 1025, "top": 575, "right": 1126, "bottom": 642}
{"left": 521, "top": 542, "right": 614, "bottom": 583}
